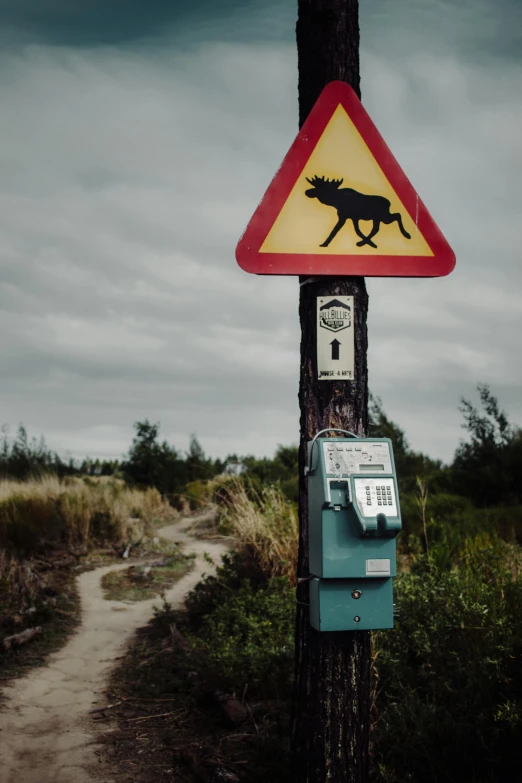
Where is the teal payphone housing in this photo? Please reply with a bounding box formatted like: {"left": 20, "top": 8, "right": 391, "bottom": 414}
{"left": 307, "top": 436, "right": 402, "bottom": 631}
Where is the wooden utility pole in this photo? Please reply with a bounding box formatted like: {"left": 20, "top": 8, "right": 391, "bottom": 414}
{"left": 290, "top": 1, "right": 371, "bottom": 782}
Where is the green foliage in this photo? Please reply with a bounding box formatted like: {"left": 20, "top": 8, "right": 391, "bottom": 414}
{"left": 0, "top": 425, "right": 69, "bottom": 481}
{"left": 78, "top": 457, "right": 121, "bottom": 476}
{"left": 182, "top": 479, "right": 210, "bottom": 510}
{"left": 189, "top": 577, "right": 294, "bottom": 697}
{"left": 184, "top": 550, "right": 295, "bottom": 699}
{"left": 452, "top": 384, "right": 522, "bottom": 507}
{"left": 369, "top": 396, "right": 443, "bottom": 495}
{"left": 121, "top": 421, "right": 224, "bottom": 503}
{"left": 399, "top": 490, "right": 522, "bottom": 562}
{"left": 239, "top": 445, "right": 299, "bottom": 501}
{"left": 185, "top": 549, "right": 270, "bottom": 626}
{"left": 110, "top": 594, "right": 291, "bottom": 783}
{"left": 368, "top": 387, "right": 522, "bottom": 554}
{"left": 372, "top": 538, "right": 522, "bottom": 783}
{"left": 122, "top": 420, "right": 178, "bottom": 490}
{"left": 0, "top": 424, "right": 120, "bottom": 481}
{"left": 6, "top": 386, "right": 522, "bottom": 783}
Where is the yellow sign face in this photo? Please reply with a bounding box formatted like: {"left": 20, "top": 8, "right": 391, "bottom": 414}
{"left": 260, "top": 105, "right": 433, "bottom": 257}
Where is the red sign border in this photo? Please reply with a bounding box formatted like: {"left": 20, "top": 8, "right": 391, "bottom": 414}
{"left": 235, "top": 81, "right": 455, "bottom": 277}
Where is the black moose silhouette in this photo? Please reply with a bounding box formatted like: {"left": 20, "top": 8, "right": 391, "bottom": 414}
{"left": 305, "top": 175, "right": 412, "bottom": 248}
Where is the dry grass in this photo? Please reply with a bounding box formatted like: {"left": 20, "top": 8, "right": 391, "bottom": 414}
{"left": 0, "top": 476, "right": 180, "bottom": 685}
{"left": 0, "top": 475, "right": 177, "bottom": 555}
{"left": 0, "top": 549, "right": 38, "bottom": 618}
{"left": 219, "top": 479, "right": 298, "bottom": 585}
{"left": 0, "top": 547, "right": 81, "bottom": 687}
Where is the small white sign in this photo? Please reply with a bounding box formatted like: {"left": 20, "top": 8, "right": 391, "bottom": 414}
{"left": 366, "top": 559, "right": 391, "bottom": 576}
{"left": 317, "top": 296, "right": 354, "bottom": 381}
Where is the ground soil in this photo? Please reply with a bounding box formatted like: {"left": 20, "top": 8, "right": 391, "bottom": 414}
{"left": 0, "top": 519, "right": 228, "bottom": 783}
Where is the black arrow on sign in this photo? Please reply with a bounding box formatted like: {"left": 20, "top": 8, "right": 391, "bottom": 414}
{"left": 330, "top": 339, "right": 341, "bottom": 360}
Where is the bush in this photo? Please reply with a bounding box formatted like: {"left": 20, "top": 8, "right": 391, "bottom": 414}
{"left": 185, "top": 549, "right": 271, "bottom": 627}
{"left": 180, "top": 479, "right": 211, "bottom": 510}
{"left": 184, "top": 549, "right": 295, "bottom": 700}
{"left": 372, "top": 538, "right": 522, "bottom": 783}
{"left": 190, "top": 578, "right": 294, "bottom": 698}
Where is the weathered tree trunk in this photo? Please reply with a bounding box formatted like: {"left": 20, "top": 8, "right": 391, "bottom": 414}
{"left": 290, "top": 2, "right": 371, "bottom": 782}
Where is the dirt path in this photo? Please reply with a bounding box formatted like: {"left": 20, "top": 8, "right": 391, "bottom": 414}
{"left": 0, "top": 519, "right": 228, "bottom": 783}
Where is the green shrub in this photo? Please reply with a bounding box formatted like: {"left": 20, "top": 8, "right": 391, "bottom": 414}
{"left": 372, "top": 539, "right": 522, "bottom": 783}
{"left": 181, "top": 479, "right": 210, "bottom": 510}
{"left": 478, "top": 504, "right": 522, "bottom": 544}
{"left": 184, "top": 549, "right": 295, "bottom": 699}
{"left": 399, "top": 491, "right": 477, "bottom": 538}
{"left": 185, "top": 549, "right": 271, "bottom": 627}
{"left": 280, "top": 475, "right": 299, "bottom": 503}
{"left": 190, "top": 577, "right": 294, "bottom": 698}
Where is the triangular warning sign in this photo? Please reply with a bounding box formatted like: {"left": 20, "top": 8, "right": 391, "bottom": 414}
{"left": 236, "top": 81, "right": 455, "bottom": 277}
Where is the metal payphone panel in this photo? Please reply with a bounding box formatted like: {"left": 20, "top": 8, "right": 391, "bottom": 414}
{"left": 307, "top": 436, "right": 402, "bottom": 631}
{"left": 322, "top": 440, "right": 394, "bottom": 476}
{"left": 310, "top": 578, "right": 394, "bottom": 632}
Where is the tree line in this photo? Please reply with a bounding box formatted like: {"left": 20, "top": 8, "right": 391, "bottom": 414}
{"left": 2, "top": 384, "right": 522, "bottom": 518}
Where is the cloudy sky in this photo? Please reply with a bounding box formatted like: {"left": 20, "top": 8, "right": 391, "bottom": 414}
{"left": 0, "top": 0, "right": 521, "bottom": 464}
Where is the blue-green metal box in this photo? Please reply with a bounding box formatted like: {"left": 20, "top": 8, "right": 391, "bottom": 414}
{"left": 306, "top": 437, "right": 402, "bottom": 631}
{"left": 309, "top": 577, "right": 393, "bottom": 632}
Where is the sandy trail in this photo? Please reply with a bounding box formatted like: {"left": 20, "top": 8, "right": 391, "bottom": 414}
{"left": 0, "top": 519, "right": 228, "bottom": 783}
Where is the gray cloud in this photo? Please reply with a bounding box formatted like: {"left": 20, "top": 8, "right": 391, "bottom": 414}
{"left": 0, "top": 0, "right": 295, "bottom": 48}
{"left": 2, "top": 0, "right": 520, "bottom": 65}
{"left": 362, "top": 0, "right": 522, "bottom": 65}
{"left": 0, "top": 3, "right": 521, "bottom": 464}
{"left": 0, "top": 41, "right": 301, "bottom": 460}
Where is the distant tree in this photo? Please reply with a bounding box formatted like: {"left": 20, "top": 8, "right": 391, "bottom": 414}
{"left": 0, "top": 423, "right": 77, "bottom": 480}
{"left": 184, "top": 435, "right": 215, "bottom": 483}
{"left": 458, "top": 384, "right": 513, "bottom": 448}
{"left": 79, "top": 458, "right": 92, "bottom": 475}
{"left": 122, "top": 420, "right": 178, "bottom": 491}
{"left": 9, "top": 425, "right": 31, "bottom": 478}
{"left": 100, "top": 459, "right": 119, "bottom": 476}
{"left": 122, "top": 422, "right": 230, "bottom": 503}
{"left": 452, "top": 384, "right": 522, "bottom": 506}
{"left": 368, "top": 394, "right": 410, "bottom": 455}
{"left": 222, "top": 454, "right": 241, "bottom": 476}
{"left": 369, "top": 395, "right": 443, "bottom": 494}
{"left": 238, "top": 445, "right": 299, "bottom": 501}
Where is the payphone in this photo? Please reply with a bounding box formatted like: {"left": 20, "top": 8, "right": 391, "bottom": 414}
{"left": 306, "top": 430, "right": 402, "bottom": 631}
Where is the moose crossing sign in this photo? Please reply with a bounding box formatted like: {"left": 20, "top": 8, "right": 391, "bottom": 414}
{"left": 235, "top": 81, "right": 455, "bottom": 277}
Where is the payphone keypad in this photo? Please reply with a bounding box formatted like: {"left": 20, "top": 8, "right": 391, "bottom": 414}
{"left": 354, "top": 478, "right": 398, "bottom": 518}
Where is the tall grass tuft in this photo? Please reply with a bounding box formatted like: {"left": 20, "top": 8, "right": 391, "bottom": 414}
{"left": 0, "top": 549, "right": 38, "bottom": 620}
{"left": 0, "top": 476, "right": 175, "bottom": 555}
{"left": 218, "top": 479, "right": 299, "bottom": 585}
